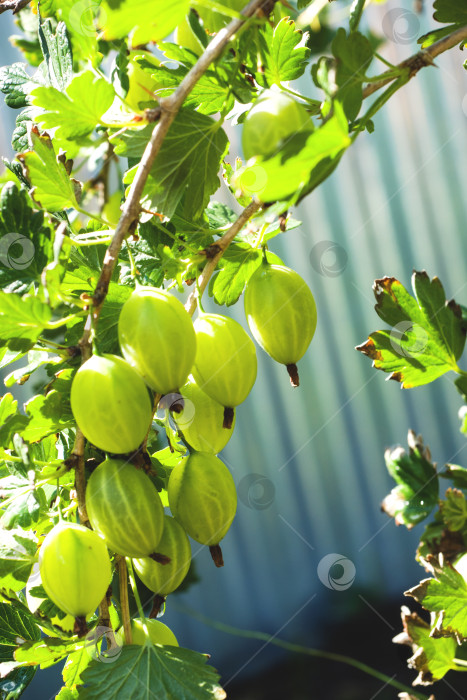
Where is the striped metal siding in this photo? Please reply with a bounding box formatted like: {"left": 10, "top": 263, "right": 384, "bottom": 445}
{"left": 1, "top": 1, "right": 467, "bottom": 683}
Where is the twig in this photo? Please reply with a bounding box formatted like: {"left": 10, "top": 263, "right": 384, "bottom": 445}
{"left": 97, "top": 593, "right": 119, "bottom": 654}
{"left": 185, "top": 200, "right": 262, "bottom": 316}
{"left": 69, "top": 429, "right": 89, "bottom": 526}
{"left": 0, "top": 0, "right": 31, "bottom": 14}
{"left": 118, "top": 558, "right": 132, "bottom": 645}
{"left": 90, "top": 0, "right": 275, "bottom": 323}
{"left": 363, "top": 24, "right": 467, "bottom": 99}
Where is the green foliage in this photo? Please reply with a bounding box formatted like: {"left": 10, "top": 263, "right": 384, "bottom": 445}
{"left": 357, "top": 271, "right": 466, "bottom": 388}
{"left": 382, "top": 431, "right": 438, "bottom": 528}
{"left": 0, "top": 0, "right": 465, "bottom": 696}
{"left": 31, "top": 72, "right": 115, "bottom": 140}
{"left": 17, "top": 127, "right": 81, "bottom": 211}
{"left": 235, "top": 104, "right": 350, "bottom": 203}
{"left": 407, "top": 558, "right": 467, "bottom": 641}
{"left": 257, "top": 17, "right": 311, "bottom": 86}
{"left": 79, "top": 644, "right": 225, "bottom": 700}
{"left": 0, "top": 603, "right": 40, "bottom": 697}
{"left": 99, "top": 0, "right": 190, "bottom": 45}
{"left": 122, "top": 111, "right": 228, "bottom": 220}
{"left": 419, "top": 0, "right": 467, "bottom": 47}
{"left": 394, "top": 607, "right": 457, "bottom": 683}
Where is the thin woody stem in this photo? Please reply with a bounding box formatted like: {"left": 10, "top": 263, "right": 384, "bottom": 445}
{"left": 363, "top": 24, "right": 467, "bottom": 99}
{"left": 89, "top": 0, "right": 275, "bottom": 327}
{"left": 185, "top": 200, "right": 262, "bottom": 317}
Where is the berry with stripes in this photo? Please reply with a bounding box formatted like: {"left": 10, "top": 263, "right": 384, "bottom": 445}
{"left": 70, "top": 354, "right": 153, "bottom": 454}
{"left": 39, "top": 522, "right": 112, "bottom": 635}
{"left": 167, "top": 452, "right": 237, "bottom": 567}
{"left": 118, "top": 286, "right": 197, "bottom": 395}
{"left": 192, "top": 313, "right": 257, "bottom": 429}
{"left": 85, "top": 459, "right": 164, "bottom": 558}
{"left": 244, "top": 261, "right": 317, "bottom": 386}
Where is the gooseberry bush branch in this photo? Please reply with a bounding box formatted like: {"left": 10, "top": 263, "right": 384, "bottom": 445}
{"left": 0, "top": 0, "right": 465, "bottom": 698}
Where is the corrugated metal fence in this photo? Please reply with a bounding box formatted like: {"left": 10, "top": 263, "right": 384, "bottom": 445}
{"left": 1, "top": 0, "right": 467, "bottom": 689}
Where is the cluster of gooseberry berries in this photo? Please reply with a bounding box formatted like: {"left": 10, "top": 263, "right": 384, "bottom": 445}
{"left": 37, "top": 93, "right": 318, "bottom": 642}
{"left": 37, "top": 258, "right": 317, "bottom": 641}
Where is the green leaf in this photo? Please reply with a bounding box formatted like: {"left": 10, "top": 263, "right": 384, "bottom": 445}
{"left": 0, "top": 602, "right": 40, "bottom": 653}
{"left": 123, "top": 110, "right": 228, "bottom": 220}
{"left": 17, "top": 126, "right": 81, "bottom": 211}
{"left": 259, "top": 18, "right": 310, "bottom": 86}
{"left": 4, "top": 350, "right": 61, "bottom": 388}
{"left": 14, "top": 637, "right": 73, "bottom": 669}
{"left": 99, "top": 0, "right": 190, "bottom": 45}
{"left": 21, "top": 388, "right": 75, "bottom": 443}
{"left": 0, "top": 292, "right": 52, "bottom": 347}
{"left": 393, "top": 606, "right": 457, "bottom": 684}
{"left": 80, "top": 644, "right": 225, "bottom": 700}
{"left": 382, "top": 430, "right": 438, "bottom": 528}
{"left": 209, "top": 245, "right": 282, "bottom": 307}
{"left": 38, "top": 18, "right": 73, "bottom": 91}
{"left": 433, "top": 0, "right": 467, "bottom": 25}
{"left": 62, "top": 645, "right": 93, "bottom": 691}
{"left": 235, "top": 105, "right": 350, "bottom": 203}
{"left": 40, "top": 0, "right": 99, "bottom": 64}
{"left": 0, "top": 602, "right": 40, "bottom": 698}
{"left": 440, "top": 488, "right": 467, "bottom": 532}
{"left": 0, "top": 63, "right": 44, "bottom": 109}
{"left": 0, "top": 665, "right": 37, "bottom": 699}
{"left": 0, "top": 394, "right": 20, "bottom": 428}
{"left": 407, "top": 558, "right": 467, "bottom": 642}
{"left": 0, "top": 474, "right": 48, "bottom": 529}
{"left": 0, "top": 529, "right": 37, "bottom": 591}
{"left": 418, "top": 24, "right": 460, "bottom": 49}
{"left": 12, "top": 108, "right": 36, "bottom": 153}
{"left": 357, "top": 271, "right": 466, "bottom": 387}
{"left": 442, "top": 463, "right": 467, "bottom": 489}
{"left": 0, "top": 182, "right": 54, "bottom": 293}
{"left": 31, "top": 71, "right": 115, "bottom": 140}
{"left": 66, "top": 282, "right": 131, "bottom": 354}
{"left": 332, "top": 28, "right": 373, "bottom": 121}
{"left": 205, "top": 203, "right": 237, "bottom": 229}
{"left": 0, "top": 415, "right": 30, "bottom": 451}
